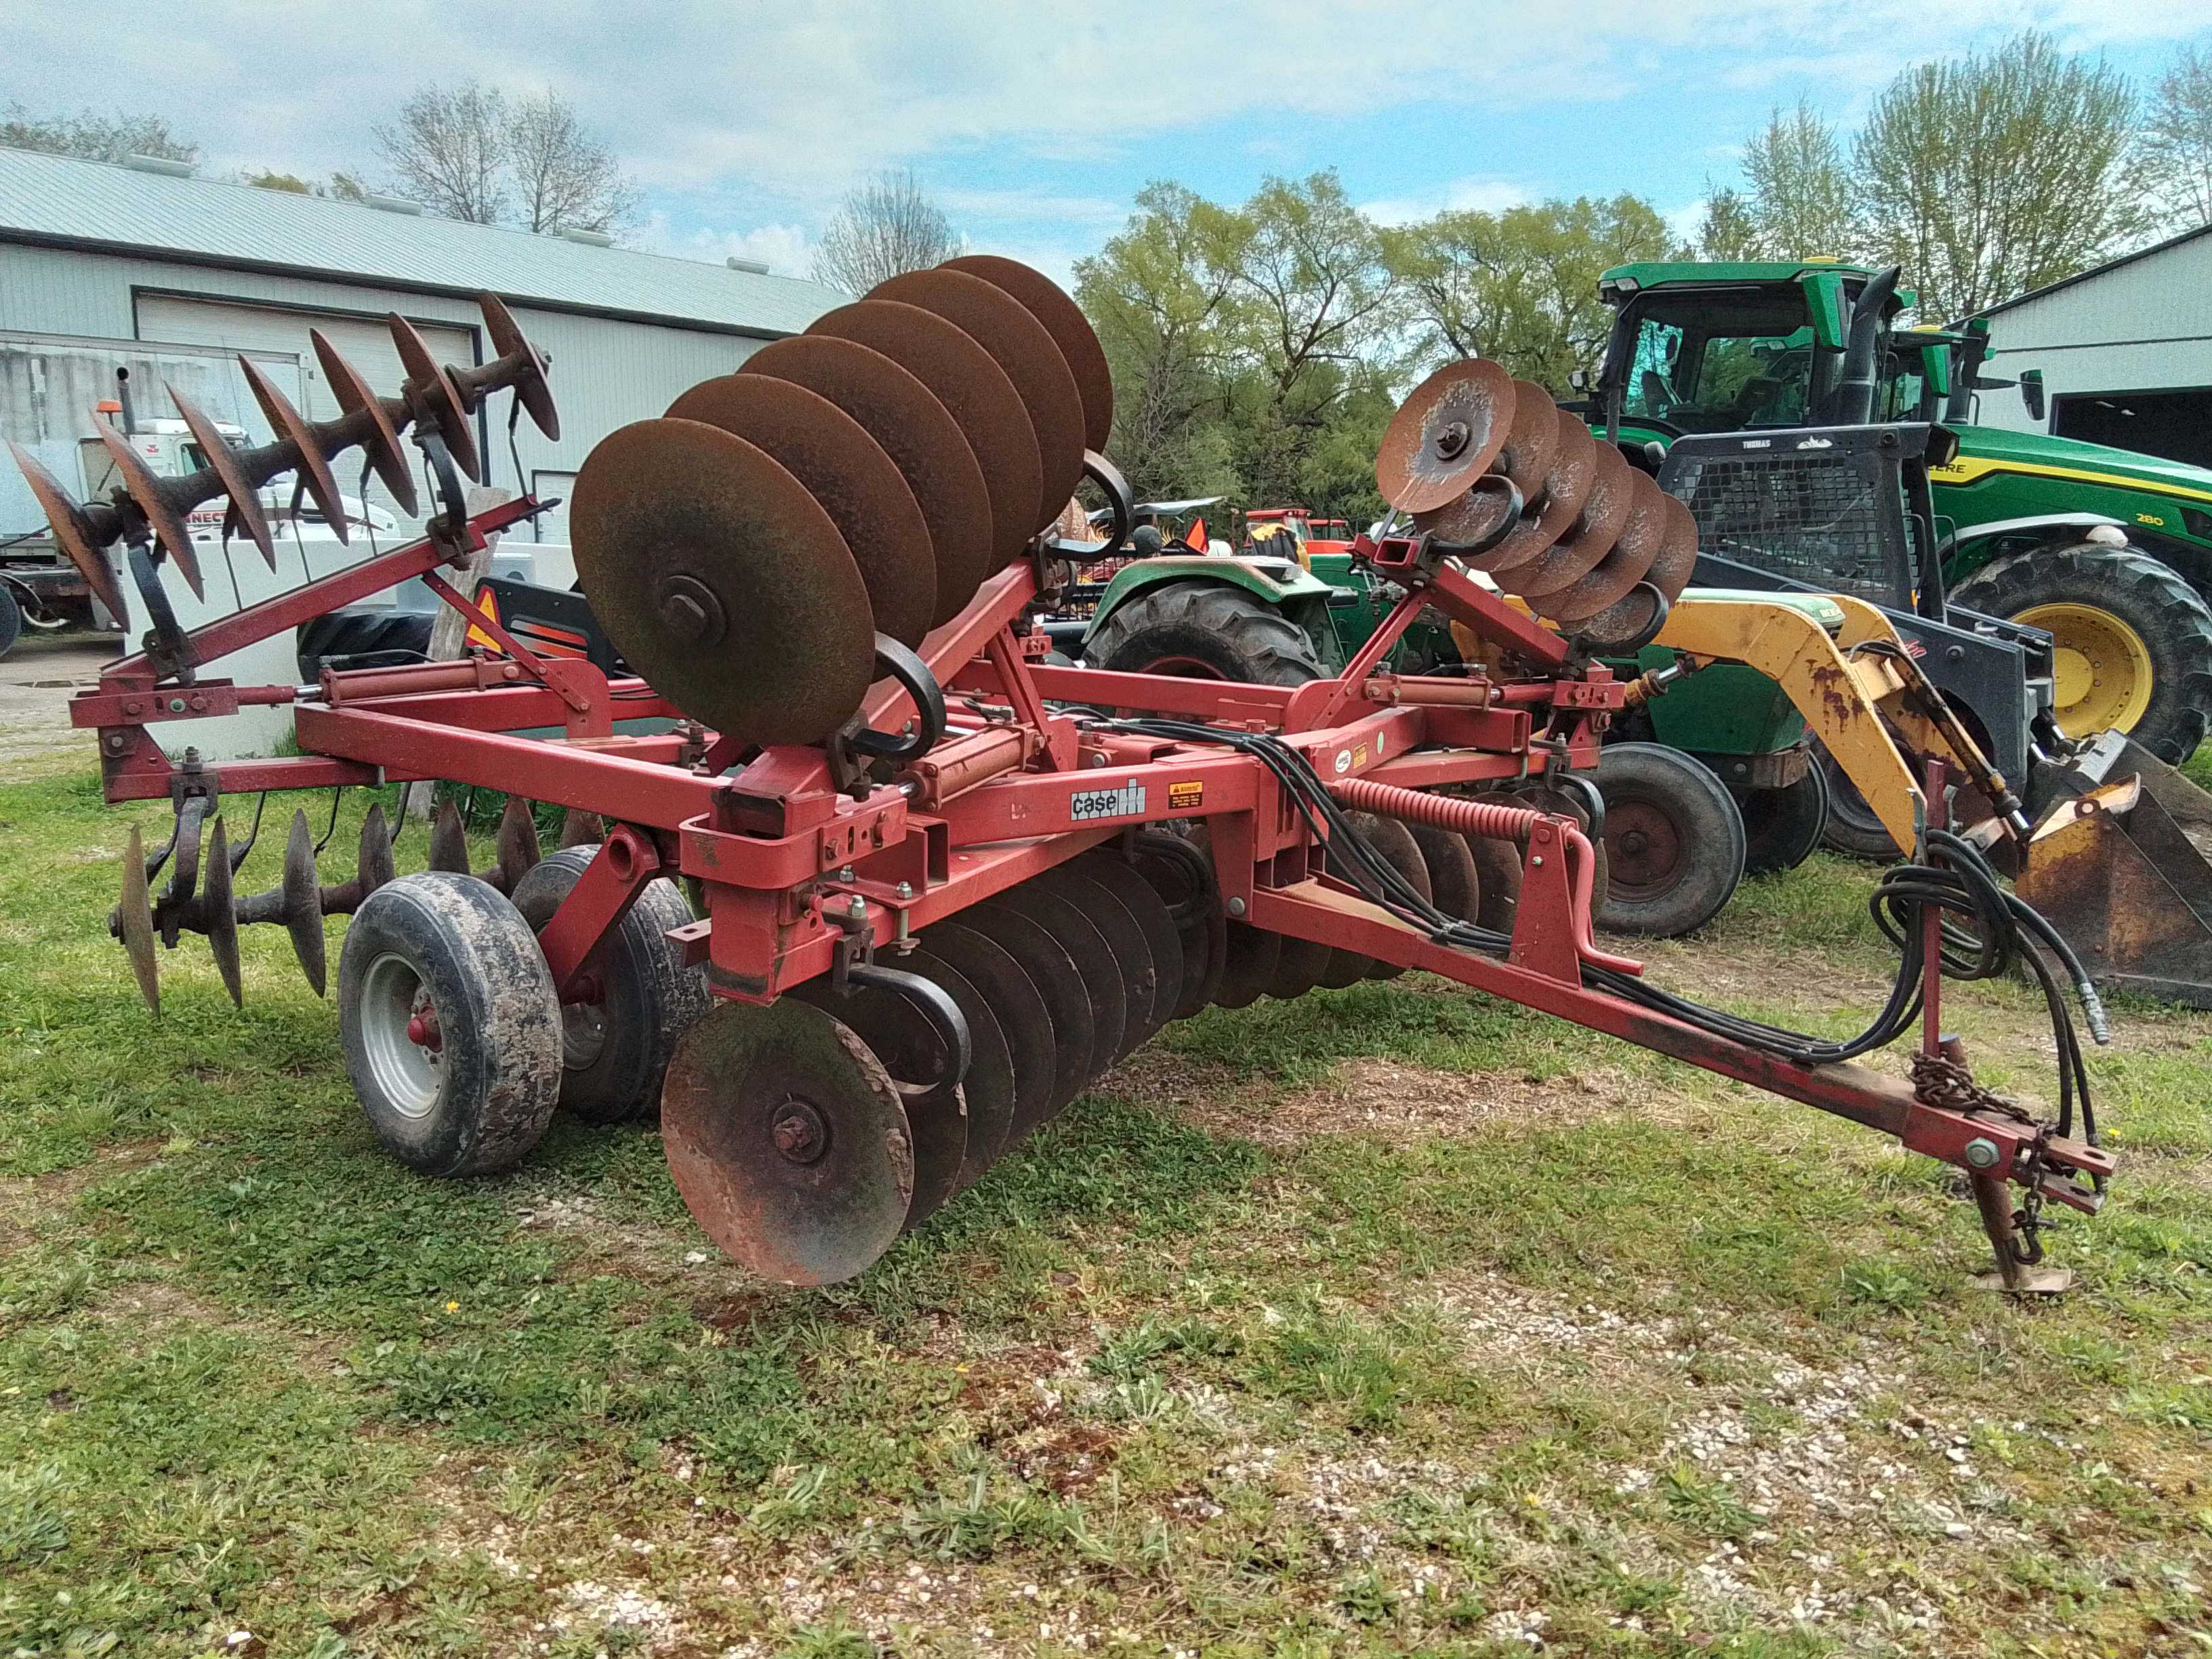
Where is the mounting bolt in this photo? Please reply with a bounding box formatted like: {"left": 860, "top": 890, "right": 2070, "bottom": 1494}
{"left": 846, "top": 895, "right": 867, "bottom": 921}
{"left": 106, "top": 733, "right": 127, "bottom": 750}
{"left": 771, "top": 1098, "right": 830, "bottom": 1164}
{"left": 1531, "top": 855, "right": 1544, "bottom": 867}
{"left": 1963, "top": 1137, "right": 2003, "bottom": 1170}
{"left": 837, "top": 865, "right": 855, "bottom": 882}
{"left": 1088, "top": 751, "right": 1107, "bottom": 768}
{"left": 1227, "top": 896, "right": 1246, "bottom": 918}
{"left": 168, "top": 697, "right": 187, "bottom": 713}
{"left": 895, "top": 881, "right": 914, "bottom": 899}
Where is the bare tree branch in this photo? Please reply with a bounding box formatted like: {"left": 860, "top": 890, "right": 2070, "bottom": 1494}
{"left": 811, "top": 171, "right": 964, "bottom": 295}
{"left": 1, "top": 103, "right": 198, "bottom": 166}
{"left": 508, "top": 91, "right": 640, "bottom": 235}
{"left": 373, "top": 83, "right": 511, "bottom": 224}
{"left": 2144, "top": 43, "right": 2212, "bottom": 230}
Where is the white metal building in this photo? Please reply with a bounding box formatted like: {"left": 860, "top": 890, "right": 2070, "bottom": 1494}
{"left": 0, "top": 144, "right": 844, "bottom": 545}
{"left": 1975, "top": 224, "right": 2212, "bottom": 470}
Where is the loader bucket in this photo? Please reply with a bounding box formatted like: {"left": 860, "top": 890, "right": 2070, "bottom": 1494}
{"left": 2018, "top": 736, "right": 2212, "bottom": 1008}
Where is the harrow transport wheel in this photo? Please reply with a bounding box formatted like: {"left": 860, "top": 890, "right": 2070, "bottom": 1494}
{"left": 339, "top": 874, "right": 562, "bottom": 1178}
{"left": 1595, "top": 744, "right": 1745, "bottom": 937}
{"left": 956, "top": 903, "right": 1097, "bottom": 1122}
{"left": 901, "top": 946, "right": 1019, "bottom": 1187}
{"left": 661, "top": 1000, "right": 912, "bottom": 1286}
{"left": 916, "top": 922, "right": 1057, "bottom": 1149}
{"left": 788, "top": 979, "right": 967, "bottom": 1230}
{"left": 512, "top": 848, "right": 710, "bottom": 1124}
{"left": 1088, "top": 581, "right": 1325, "bottom": 687}
{"left": 1738, "top": 762, "right": 1831, "bottom": 877}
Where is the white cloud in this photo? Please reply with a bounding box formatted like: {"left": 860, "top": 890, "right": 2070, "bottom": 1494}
{"left": 644, "top": 217, "right": 817, "bottom": 281}
{"left": 1362, "top": 177, "right": 1534, "bottom": 227}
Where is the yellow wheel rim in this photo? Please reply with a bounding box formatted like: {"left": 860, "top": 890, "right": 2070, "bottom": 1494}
{"left": 2013, "top": 601, "right": 2156, "bottom": 737}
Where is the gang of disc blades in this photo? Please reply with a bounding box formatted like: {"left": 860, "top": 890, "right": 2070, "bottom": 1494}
{"left": 665, "top": 373, "right": 937, "bottom": 647}
{"left": 915, "top": 922, "right": 1054, "bottom": 1155}
{"left": 1508, "top": 441, "right": 1635, "bottom": 602}
{"left": 1444, "top": 409, "right": 1599, "bottom": 576}
{"left": 1407, "top": 821, "right": 1483, "bottom": 923}
{"left": 742, "top": 335, "right": 994, "bottom": 625}
{"left": 985, "top": 884, "right": 1128, "bottom": 1084}
{"left": 571, "top": 418, "right": 876, "bottom": 745}
{"left": 1212, "top": 920, "right": 1280, "bottom": 1009}
{"left": 91, "top": 414, "right": 203, "bottom": 598}
{"left": 871, "top": 268, "right": 1086, "bottom": 533}
{"left": 1463, "top": 793, "right": 1528, "bottom": 935}
{"left": 388, "top": 312, "right": 480, "bottom": 481}
{"left": 807, "top": 300, "right": 1043, "bottom": 571}
{"left": 1048, "top": 868, "right": 1158, "bottom": 1062}
{"left": 1345, "top": 810, "right": 1432, "bottom": 979}
{"left": 1265, "top": 935, "right": 1330, "bottom": 1000}
{"left": 168, "top": 385, "right": 276, "bottom": 569}
{"left": 899, "top": 945, "right": 1018, "bottom": 1189}
{"left": 1376, "top": 359, "right": 1515, "bottom": 514}
{"left": 239, "top": 358, "right": 348, "bottom": 538}
{"left": 1126, "top": 840, "right": 1221, "bottom": 1019}
{"left": 8, "top": 442, "right": 129, "bottom": 623}
{"left": 1498, "top": 378, "right": 1562, "bottom": 497}
{"left": 787, "top": 977, "right": 967, "bottom": 1229}
{"left": 1071, "top": 852, "right": 1185, "bottom": 1047}
{"left": 1542, "top": 472, "right": 1673, "bottom": 624}
{"left": 958, "top": 898, "right": 1099, "bottom": 1122}
{"left": 943, "top": 253, "right": 1115, "bottom": 453}
{"left": 661, "top": 998, "right": 914, "bottom": 1286}
{"left": 312, "top": 331, "right": 417, "bottom": 515}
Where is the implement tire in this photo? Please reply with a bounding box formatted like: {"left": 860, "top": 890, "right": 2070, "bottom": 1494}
{"left": 1950, "top": 544, "right": 2212, "bottom": 764}
{"left": 1595, "top": 743, "right": 1745, "bottom": 937}
{"left": 1086, "top": 580, "right": 1324, "bottom": 686}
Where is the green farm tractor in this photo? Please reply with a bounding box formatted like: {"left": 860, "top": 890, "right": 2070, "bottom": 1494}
{"left": 1594, "top": 259, "right": 2212, "bottom": 765}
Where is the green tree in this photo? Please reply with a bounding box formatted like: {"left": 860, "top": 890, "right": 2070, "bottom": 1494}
{"left": 1854, "top": 33, "right": 2150, "bottom": 319}
{"left": 2143, "top": 43, "right": 2212, "bottom": 229}
{"left": 1697, "top": 187, "right": 1760, "bottom": 260}
{"left": 1741, "top": 100, "right": 1858, "bottom": 259}
{"left": 0, "top": 103, "right": 197, "bottom": 167}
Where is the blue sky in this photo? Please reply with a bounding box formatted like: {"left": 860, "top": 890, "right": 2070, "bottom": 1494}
{"left": 7, "top": 1, "right": 2210, "bottom": 286}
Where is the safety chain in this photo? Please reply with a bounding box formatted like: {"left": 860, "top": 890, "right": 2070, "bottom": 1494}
{"left": 1909, "top": 1052, "right": 2047, "bottom": 1265}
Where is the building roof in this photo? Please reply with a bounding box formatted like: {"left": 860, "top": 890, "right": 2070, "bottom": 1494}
{"left": 1975, "top": 222, "right": 2212, "bottom": 320}
{"left": 0, "top": 145, "right": 842, "bottom": 338}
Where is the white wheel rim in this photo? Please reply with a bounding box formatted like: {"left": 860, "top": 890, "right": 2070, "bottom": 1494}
{"left": 360, "top": 951, "right": 442, "bottom": 1119}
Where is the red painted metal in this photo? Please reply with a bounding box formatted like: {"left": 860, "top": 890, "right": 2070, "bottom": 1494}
{"left": 537, "top": 823, "right": 661, "bottom": 1000}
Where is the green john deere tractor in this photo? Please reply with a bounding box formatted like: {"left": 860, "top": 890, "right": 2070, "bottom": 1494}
{"left": 1594, "top": 259, "right": 2212, "bottom": 764}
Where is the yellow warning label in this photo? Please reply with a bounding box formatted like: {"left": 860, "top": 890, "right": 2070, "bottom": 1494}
{"left": 1167, "top": 779, "right": 1204, "bottom": 811}
{"left": 1353, "top": 743, "right": 1369, "bottom": 768}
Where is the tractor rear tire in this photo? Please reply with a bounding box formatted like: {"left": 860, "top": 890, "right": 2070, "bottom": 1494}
{"left": 1086, "top": 581, "right": 1324, "bottom": 686}
{"left": 1810, "top": 740, "right": 1901, "bottom": 861}
{"left": 1595, "top": 744, "right": 1745, "bottom": 937}
{"left": 338, "top": 873, "right": 562, "bottom": 1177}
{"left": 297, "top": 607, "right": 433, "bottom": 680}
{"left": 1949, "top": 544, "right": 2212, "bottom": 764}
{"left": 1738, "top": 762, "right": 1830, "bottom": 876}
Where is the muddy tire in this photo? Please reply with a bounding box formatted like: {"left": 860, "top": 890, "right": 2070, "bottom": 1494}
{"left": 1738, "top": 762, "right": 1830, "bottom": 876}
{"left": 512, "top": 847, "right": 710, "bottom": 1124}
{"left": 1085, "top": 581, "right": 1324, "bottom": 685}
{"left": 0, "top": 583, "right": 21, "bottom": 661}
{"left": 338, "top": 873, "right": 562, "bottom": 1177}
{"left": 1950, "top": 544, "right": 2212, "bottom": 763}
{"left": 1595, "top": 743, "right": 1744, "bottom": 937}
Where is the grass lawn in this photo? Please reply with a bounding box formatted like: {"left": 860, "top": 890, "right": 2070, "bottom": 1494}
{"left": 3, "top": 750, "right": 2209, "bottom": 1658}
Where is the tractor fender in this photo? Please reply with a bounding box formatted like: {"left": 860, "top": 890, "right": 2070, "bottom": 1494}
{"left": 1937, "top": 510, "right": 2128, "bottom": 561}
{"left": 1082, "top": 556, "right": 1337, "bottom": 649}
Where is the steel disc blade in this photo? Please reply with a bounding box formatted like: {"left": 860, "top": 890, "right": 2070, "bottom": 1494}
{"left": 359, "top": 802, "right": 396, "bottom": 895}
{"left": 742, "top": 335, "right": 994, "bottom": 625}
{"left": 91, "top": 414, "right": 202, "bottom": 598}
{"left": 662, "top": 999, "right": 914, "bottom": 1286}
{"left": 494, "top": 795, "right": 542, "bottom": 893}
{"left": 1212, "top": 920, "right": 1280, "bottom": 1010}
{"left": 788, "top": 978, "right": 968, "bottom": 1229}
{"left": 283, "top": 808, "right": 327, "bottom": 996}
{"left": 571, "top": 418, "right": 876, "bottom": 745}
{"left": 8, "top": 442, "right": 129, "bottom": 623}
{"left": 870, "top": 268, "right": 1085, "bottom": 532}
{"left": 1407, "top": 822, "right": 1482, "bottom": 924}
{"left": 477, "top": 293, "right": 560, "bottom": 439}
{"left": 1499, "top": 379, "right": 1562, "bottom": 497}
{"left": 204, "top": 816, "right": 241, "bottom": 1006}
{"left": 117, "top": 824, "right": 160, "bottom": 1015}
{"left": 916, "top": 922, "right": 1055, "bottom": 1151}
{"left": 1647, "top": 494, "right": 1699, "bottom": 601}
{"left": 1541, "top": 472, "right": 1673, "bottom": 624}
{"left": 1437, "top": 409, "right": 1598, "bottom": 576}
{"left": 955, "top": 900, "right": 1097, "bottom": 1122}
{"left": 1507, "top": 442, "right": 1635, "bottom": 603}
{"left": 239, "top": 358, "right": 348, "bottom": 541}
{"left": 1265, "top": 935, "right": 1330, "bottom": 1000}
{"left": 806, "top": 300, "right": 1042, "bottom": 571}
{"left": 1127, "top": 838, "right": 1223, "bottom": 1020}
{"left": 1048, "top": 868, "right": 1158, "bottom": 1063}
{"left": 428, "top": 798, "right": 471, "bottom": 873}
{"left": 1071, "top": 852, "right": 1185, "bottom": 1047}
{"left": 389, "top": 314, "right": 480, "bottom": 482}
{"left": 1345, "top": 811, "right": 1431, "bottom": 980}
{"left": 168, "top": 386, "right": 275, "bottom": 569}
{"left": 1377, "top": 360, "right": 1515, "bottom": 514}
{"left": 560, "top": 808, "right": 605, "bottom": 849}
{"left": 942, "top": 254, "right": 1115, "bottom": 453}
{"left": 1317, "top": 949, "right": 1373, "bottom": 989}
{"left": 983, "top": 885, "right": 1127, "bottom": 1090}
{"left": 899, "top": 945, "right": 1018, "bottom": 1188}
{"left": 312, "top": 331, "right": 417, "bottom": 515}
{"left": 665, "top": 374, "right": 936, "bottom": 647}
{"left": 1465, "top": 793, "right": 1528, "bottom": 934}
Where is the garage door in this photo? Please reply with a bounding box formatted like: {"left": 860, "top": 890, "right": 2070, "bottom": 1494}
{"left": 136, "top": 293, "right": 479, "bottom": 523}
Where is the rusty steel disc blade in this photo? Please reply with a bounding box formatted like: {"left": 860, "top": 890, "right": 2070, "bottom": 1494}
{"left": 1572, "top": 586, "right": 1664, "bottom": 649}
{"left": 899, "top": 945, "right": 1018, "bottom": 1188}
{"left": 283, "top": 808, "right": 327, "bottom": 996}
{"left": 388, "top": 314, "right": 480, "bottom": 483}
{"left": 117, "top": 824, "right": 160, "bottom": 1015}
{"left": 239, "top": 358, "right": 348, "bottom": 541}
{"left": 1647, "top": 493, "right": 1700, "bottom": 602}
{"left": 8, "top": 441, "right": 129, "bottom": 623}
{"left": 1345, "top": 811, "right": 1431, "bottom": 980}
{"left": 91, "top": 414, "right": 203, "bottom": 599}
{"left": 1071, "top": 852, "right": 1185, "bottom": 1048}
{"left": 1507, "top": 442, "right": 1635, "bottom": 603}
{"left": 743, "top": 335, "right": 994, "bottom": 625}
{"left": 662, "top": 998, "right": 914, "bottom": 1286}
{"left": 956, "top": 899, "right": 1097, "bottom": 1123}
{"left": 203, "top": 816, "right": 242, "bottom": 1006}
{"left": 1406, "top": 822, "right": 1482, "bottom": 924}
{"left": 1541, "top": 473, "right": 1673, "bottom": 625}
{"left": 477, "top": 292, "right": 559, "bottom": 439}
{"left": 1212, "top": 920, "right": 1280, "bottom": 1009}
{"left": 1445, "top": 409, "right": 1599, "bottom": 576}
{"left": 314, "top": 331, "right": 417, "bottom": 515}
{"left": 869, "top": 268, "right": 1084, "bottom": 535}
{"left": 787, "top": 977, "right": 968, "bottom": 1229}
{"left": 984, "top": 884, "right": 1127, "bottom": 1088}
{"left": 166, "top": 384, "right": 276, "bottom": 571}
{"left": 806, "top": 300, "right": 1042, "bottom": 572}
{"left": 1265, "top": 935, "right": 1330, "bottom": 1000}
{"left": 1048, "top": 869, "right": 1158, "bottom": 1063}
{"left": 915, "top": 921, "right": 1054, "bottom": 1153}
{"left": 1498, "top": 379, "right": 1562, "bottom": 497}
{"left": 1464, "top": 792, "right": 1528, "bottom": 935}
{"left": 1127, "top": 838, "right": 1223, "bottom": 1019}
{"left": 428, "top": 797, "right": 470, "bottom": 874}
{"left": 942, "top": 253, "right": 1115, "bottom": 453}
{"left": 1376, "top": 359, "right": 1515, "bottom": 514}
{"left": 571, "top": 419, "right": 876, "bottom": 745}
{"left": 665, "top": 374, "right": 936, "bottom": 647}
{"left": 359, "top": 802, "right": 396, "bottom": 895}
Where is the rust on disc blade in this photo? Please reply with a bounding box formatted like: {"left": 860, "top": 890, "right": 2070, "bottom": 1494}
{"left": 666, "top": 374, "right": 936, "bottom": 646}
{"left": 167, "top": 385, "right": 276, "bottom": 570}
{"left": 239, "top": 358, "right": 347, "bottom": 540}
{"left": 807, "top": 300, "right": 1042, "bottom": 571}
{"left": 1498, "top": 379, "right": 1562, "bottom": 497}
{"left": 571, "top": 418, "right": 876, "bottom": 744}
{"left": 388, "top": 314, "right": 480, "bottom": 482}
{"left": 1541, "top": 472, "right": 1672, "bottom": 624}
{"left": 1450, "top": 410, "right": 1598, "bottom": 577}
{"left": 661, "top": 998, "right": 914, "bottom": 1286}
{"left": 941, "top": 253, "right": 1115, "bottom": 454}
{"left": 1507, "top": 442, "right": 1635, "bottom": 603}
{"left": 1647, "top": 493, "right": 1700, "bottom": 601}
{"left": 1376, "top": 359, "right": 1514, "bottom": 514}
{"left": 283, "top": 808, "right": 327, "bottom": 996}
{"left": 787, "top": 976, "right": 968, "bottom": 1230}
{"left": 314, "top": 331, "right": 417, "bottom": 515}
{"left": 743, "top": 335, "right": 994, "bottom": 625}
{"left": 117, "top": 823, "right": 160, "bottom": 1015}
{"left": 1573, "top": 586, "right": 1663, "bottom": 649}
{"left": 914, "top": 922, "right": 1053, "bottom": 1158}
{"left": 899, "top": 945, "right": 1019, "bottom": 1188}
{"left": 477, "top": 293, "right": 559, "bottom": 440}
{"left": 869, "top": 268, "right": 1085, "bottom": 533}
{"left": 91, "top": 414, "right": 203, "bottom": 598}
{"left": 9, "top": 441, "right": 129, "bottom": 623}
